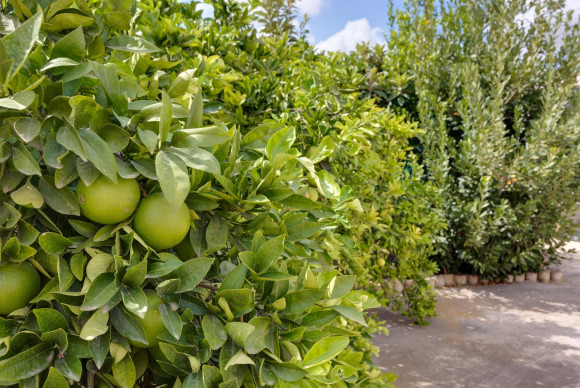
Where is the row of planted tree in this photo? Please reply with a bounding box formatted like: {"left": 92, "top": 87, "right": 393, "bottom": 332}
{"left": 0, "top": 0, "right": 579, "bottom": 386}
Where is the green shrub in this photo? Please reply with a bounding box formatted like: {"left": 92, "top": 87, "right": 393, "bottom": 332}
{"left": 381, "top": 0, "right": 580, "bottom": 278}
{"left": 0, "top": 1, "right": 394, "bottom": 386}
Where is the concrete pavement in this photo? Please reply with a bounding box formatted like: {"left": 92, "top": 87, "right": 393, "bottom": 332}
{"left": 373, "top": 242, "right": 580, "bottom": 388}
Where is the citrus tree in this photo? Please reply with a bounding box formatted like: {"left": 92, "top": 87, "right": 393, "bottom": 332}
{"left": 0, "top": 1, "right": 393, "bottom": 386}
{"left": 138, "top": 0, "right": 444, "bottom": 324}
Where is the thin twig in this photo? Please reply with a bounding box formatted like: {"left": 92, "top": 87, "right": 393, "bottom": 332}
{"left": 87, "top": 372, "right": 94, "bottom": 388}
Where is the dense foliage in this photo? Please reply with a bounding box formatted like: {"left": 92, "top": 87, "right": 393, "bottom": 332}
{"left": 381, "top": 0, "right": 580, "bottom": 278}
{"left": 0, "top": 0, "right": 395, "bottom": 386}
{"left": 134, "top": 0, "right": 442, "bottom": 324}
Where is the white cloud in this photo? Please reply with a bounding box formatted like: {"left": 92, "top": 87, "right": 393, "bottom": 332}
{"left": 316, "top": 18, "right": 384, "bottom": 52}
{"left": 567, "top": 0, "right": 580, "bottom": 11}
{"left": 195, "top": 2, "right": 214, "bottom": 18}
{"left": 519, "top": 0, "right": 580, "bottom": 24}
{"left": 296, "top": 0, "right": 328, "bottom": 16}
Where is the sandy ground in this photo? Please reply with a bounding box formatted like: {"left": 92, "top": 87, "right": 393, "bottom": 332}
{"left": 373, "top": 241, "right": 580, "bottom": 388}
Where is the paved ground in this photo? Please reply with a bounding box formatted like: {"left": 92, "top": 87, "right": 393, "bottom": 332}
{"left": 373, "top": 241, "right": 580, "bottom": 388}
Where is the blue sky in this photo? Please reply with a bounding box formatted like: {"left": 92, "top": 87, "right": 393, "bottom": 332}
{"left": 196, "top": 0, "right": 580, "bottom": 52}
{"left": 194, "top": 0, "right": 401, "bottom": 51}
{"left": 295, "top": 0, "right": 403, "bottom": 51}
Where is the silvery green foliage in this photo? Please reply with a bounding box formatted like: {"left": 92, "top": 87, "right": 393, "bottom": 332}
{"left": 386, "top": 0, "right": 580, "bottom": 278}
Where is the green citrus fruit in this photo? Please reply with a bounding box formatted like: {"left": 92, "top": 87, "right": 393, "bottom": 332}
{"left": 76, "top": 175, "right": 140, "bottom": 224}
{"left": 174, "top": 233, "right": 194, "bottom": 260}
{"left": 133, "top": 193, "right": 191, "bottom": 250}
{"left": 377, "top": 258, "right": 386, "bottom": 267}
{"left": 129, "top": 290, "right": 168, "bottom": 348}
{"left": 306, "top": 187, "right": 319, "bottom": 202}
{"left": 305, "top": 145, "right": 318, "bottom": 157}
{"left": 0, "top": 261, "right": 40, "bottom": 315}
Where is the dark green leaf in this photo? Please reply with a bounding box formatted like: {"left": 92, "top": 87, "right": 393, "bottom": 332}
{"left": 88, "top": 331, "right": 110, "bottom": 370}
{"left": 57, "top": 256, "right": 75, "bottom": 291}
{"left": 79, "top": 309, "right": 109, "bottom": 340}
{"left": 244, "top": 317, "right": 274, "bottom": 355}
{"left": 33, "top": 309, "right": 68, "bottom": 333}
{"left": 42, "top": 367, "right": 67, "bottom": 388}
{"left": 96, "top": 124, "right": 130, "bottom": 153}
{"left": 205, "top": 215, "right": 228, "bottom": 252}
{"left": 173, "top": 257, "right": 214, "bottom": 293}
{"left": 110, "top": 307, "right": 148, "bottom": 345}
{"left": 159, "top": 91, "right": 172, "bottom": 146}
{"left": 282, "top": 290, "right": 323, "bottom": 314}
{"left": 159, "top": 303, "right": 183, "bottom": 340}
{"left": 13, "top": 118, "right": 41, "bottom": 143}
{"left": 0, "top": 342, "right": 54, "bottom": 383}
{"left": 12, "top": 141, "right": 41, "bottom": 176}
{"left": 54, "top": 354, "right": 82, "bottom": 382}
{"left": 202, "top": 315, "right": 227, "bottom": 351}
{"left": 287, "top": 222, "right": 323, "bottom": 242}
{"left": 329, "top": 275, "right": 357, "bottom": 299}
{"left": 38, "top": 176, "right": 80, "bottom": 216}
{"left": 1, "top": 12, "right": 42, "bottom": 80}
{"left": 40, "top": 329, "right": 68, "bottom": 355}
{"left": 38, "top": 233, "right": 72, "bottom": 255}
{"left": 51, "top": 27, "right": 85, "bottom": 61}
{"left": 70, "top": 252, "right": 87, "bottom": 280}
{"left": 56, "top": 126, "right": 86, "bottom": 161}
{"left": 78, "top": 128, "right": 117, "bottom": 183}
{"left": 224, "top": 322, "right": 254, "bottom": 348}
{"left": 219, "top": 264, "right": 246, "bottom": 291}
{"left": 269, "top": 362, "right": 308, "bottom": 382}
{"left": 122, "top": 259, "right": 147, "bottom": 288}
{"left": 81, "top": 273, "right": 120, "bottom": 311}
{"left": 255, "top": 235, "right": 285, "bottom": 274}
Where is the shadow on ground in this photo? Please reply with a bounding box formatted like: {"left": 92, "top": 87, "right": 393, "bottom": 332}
{"left": 373, "top": 242, "right": 580, "bottom": 388}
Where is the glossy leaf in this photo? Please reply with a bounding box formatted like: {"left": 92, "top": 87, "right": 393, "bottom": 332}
{"left": 112, "top": 354, "right": 136, "bottom": 388}
{"left": 0, "top": 342, "right": 54, "bottom": 383}
{"left": 81, "top": 273, "right": 120, "bottom": 311}
{"left": 42, "top": 367, "right": 68, "bottom": 388}
{"left": 202, "top": 315, "right": 227, "bottom": 351}
{"left": 79, "top": 309, "right": 109, "bottom": 340}
{"left": 173, "top": 258, "right": 214, "bottom": 293}
{"left": 302, "top": 336, "right": 350, "bottom": 369}
{"left": 2, "top": 12, "right": 42, "bottom": 79}
{"left": 106, "top": 36, "right": 161, "bottom": 53}
{"left": 159, "top": 303, "right": 183, "bottom": 340}
{"left": 155, "top": 150, "right": 190, "bottom": 210}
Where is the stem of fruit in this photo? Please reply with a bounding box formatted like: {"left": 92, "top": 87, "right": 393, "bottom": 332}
{"left": 87, "top": 371, "right": 94, "bottom": 388}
